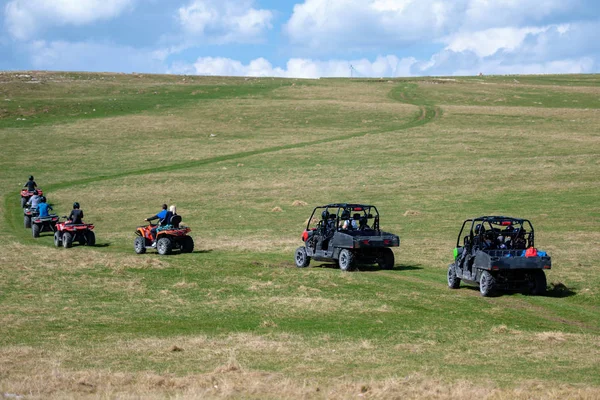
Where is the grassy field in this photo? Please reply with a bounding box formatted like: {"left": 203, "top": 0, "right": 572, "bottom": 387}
{"left": 0, "top": 71, "right": 599, "bottom": 399}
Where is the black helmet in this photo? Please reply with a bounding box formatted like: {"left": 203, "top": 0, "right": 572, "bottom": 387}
{"left": 40, "top": 196, "right": 46, "bottom": 202}
{"left": 321, "top": 210, "right": 329, "bottom": 220}
{"left": 341, "top": 210, "right": 350, "bottom": 219}
{"left": 29, "top": 175, "right": 34, "bottom": 180}
{"left": 73, "top": 202, "right": 80, "bottom": 209}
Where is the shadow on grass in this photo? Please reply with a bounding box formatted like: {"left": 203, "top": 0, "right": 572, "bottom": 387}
{"left": 544, "top": 282, "right": 577, "bottom": 298}
{"left": 461, "top": 282, "right": 576, "bottom": 298}
{"left": 314, "top": 263, "right": 423, "bottom": 272}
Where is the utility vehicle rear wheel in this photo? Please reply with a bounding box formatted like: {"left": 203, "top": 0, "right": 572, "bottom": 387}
{"left": 295, "top": 246, "right": 310, "bottom": 268}
{"left": 338, "top": 249, "right": 355, "bottom": 271}
{"left": 180, "top": 236, "right": 194, "bottom": 253}
{"left": 157, "top": 237, "right": 172, "bottom": 255}
{"left": 134, "top": 236, "right": 146, "bottom": 254}
{"left": 24, "top": 215, "right": 31, "bottom": 229}
{"left": 54, "top": 231, "right": 62, "bottom": 247}
{"left": 530, "top": 270, "right": 547, "bottom": 296}
{"left": 447, "top": 263, "right": 461, "bottom": 289}
{"left": 377, "top": 248, "right": 395, "bottom": 270}
{"left": 479, "top": 270, "right": 495, "bottom": 297}
{"left": 86, "top": 231, "right": 96, "bottom": 246}
{"left": 32, "top": 224, "right": 40, "bottom": 238}
{"left": 62, "top": 232, "right": 73, "bottom": 248}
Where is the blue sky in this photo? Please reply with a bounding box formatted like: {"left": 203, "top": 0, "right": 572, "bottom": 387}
{"left": 1, "top": 0, "right": 599, "bottom": 78}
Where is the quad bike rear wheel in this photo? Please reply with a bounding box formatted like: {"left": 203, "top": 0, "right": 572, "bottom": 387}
{"left": 32, "top": 224, "right": 40, "bottom": 238}
{"left": 63, "top": 232, "right": 73, "bottom": 248}
{"left": 21, "top": 197, "right": 27, "bottom": 208}
{"left": 180, "top": 236, "right": 194, "bottom": 253}
{"left": 24, "top": 215, "right": 31, "bottom": 229}
{"left": 86, "top": 231, "right": 96, "bottom": 246}
{"left": 54, "top": 231, "right": 62, "bottom": 247}
{"left": 157, "top": 237, "right": 172, "bottom": 255}
{"left": 134, "top": 236, "right": 146, "bottom": 254}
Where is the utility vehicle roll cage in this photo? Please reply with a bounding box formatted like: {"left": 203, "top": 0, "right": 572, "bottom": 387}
{"left": 457, "top": 216, "right": 535, "bottom": 250}
{"left": 306, "top": 203, "right": 381, "bottom": 233}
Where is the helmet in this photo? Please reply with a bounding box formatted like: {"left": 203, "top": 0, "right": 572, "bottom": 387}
{"left": 73, "top": 202, "right": 80, "bottom": 209}
{"left": 321, "top": 210, "right": 329, "bottom": 220}
{"left": 341, "top": 210, "right": 350, "bottom": 219}
{"left": 29, "top": 175, "right": 34, "bottom": 180}
{"left": 40, "top": 196, "right": 46, "bottom": 202}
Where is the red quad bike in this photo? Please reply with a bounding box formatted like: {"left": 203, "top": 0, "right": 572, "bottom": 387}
{"left": 31, "top": 213, "right": 59, "bottom": 238}
{"left": 20, "top": 188, "right": 43, "bottom": 208}
{"left": 134, "top": 215, "right": 193, "bottom": 255}
{"left": 54, "top": 217, "right": 96, "bottom": 248}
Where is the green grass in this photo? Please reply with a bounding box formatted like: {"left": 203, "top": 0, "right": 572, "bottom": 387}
{"left": 0, "top": 72, "right": 599, "bottom": 398}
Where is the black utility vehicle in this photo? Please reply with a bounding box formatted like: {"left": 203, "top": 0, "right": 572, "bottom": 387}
{"left": 295, "top": 204, "right": 399, "bottom": 271}
{"left": 448, "top": 216, "right": 551, "bottom": 296}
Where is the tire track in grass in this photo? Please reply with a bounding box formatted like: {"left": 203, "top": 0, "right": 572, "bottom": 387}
{"left": 4, "top": 83, "right": 438, "bottom": 238}
{"left": 380, "top": 269, "right": 600, "bottom": 334}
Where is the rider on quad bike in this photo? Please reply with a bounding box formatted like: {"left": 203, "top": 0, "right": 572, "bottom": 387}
{"left": 20, "top": 176, "right": 42, "bottom": 208}
{"left": 145, "top": 204, "right": 172, "bottom": 245}
{"left": 54, "top": 202, "right": 95, "bottom": 248}
{"left": 135, "top": 204, "right": 193, "bottom": 255}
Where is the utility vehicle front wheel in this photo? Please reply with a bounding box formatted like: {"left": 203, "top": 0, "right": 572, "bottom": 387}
{"left": 338, "top": 249, "right": 355, "bottom": 271}
{"left": 295, "top": 247, "right": 310, "bottom": 268}
{"left": 447, "top": 263, "right": 461, "bottom": 289}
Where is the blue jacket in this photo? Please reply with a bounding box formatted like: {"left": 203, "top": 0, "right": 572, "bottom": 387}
{"left": 148, "top": 209, "right": 171, "bottom": 225}
{"left": 37, "top": 202, "right": 52, "bottom": 217}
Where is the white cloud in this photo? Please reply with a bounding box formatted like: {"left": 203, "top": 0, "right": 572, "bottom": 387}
{"left": 5, "top": 0, "right": 136, "bottom": 40}
{"left": 443, "top": 26, "right": 549, "bottom": 58}
{"left": 177, "top": 0, "right": 273, "bottom": 43}
{"left": 27, "top": 40, "right": 165, "bottom": 72}
{"left": 414, "top": 23, "right": 598, "bottom": 76}
{"left": 285, "top": 0, "right": 456, "bottom": 51}
{"left": 169, "top": 55, "right": 417, "bottom": 78}
{"left": 284, "top": 0, "right": 593, "bottom": 53}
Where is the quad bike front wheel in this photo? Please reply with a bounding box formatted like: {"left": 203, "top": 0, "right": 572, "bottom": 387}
{"left": 134, "top": 236, "right": 146, "bottom": 254}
